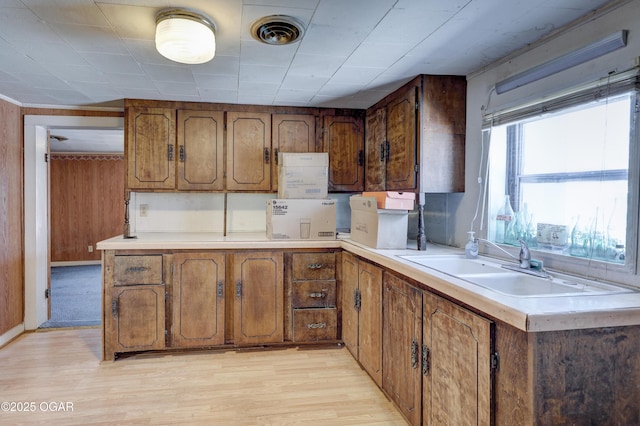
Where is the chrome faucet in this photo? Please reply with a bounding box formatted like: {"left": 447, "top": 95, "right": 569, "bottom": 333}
{"left": 517, "top": 239, "right": 531, "bottom": 269}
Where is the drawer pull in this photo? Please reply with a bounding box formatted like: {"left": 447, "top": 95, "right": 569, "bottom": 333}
{"left": 307, "top": 263, "right": 323, "bottom": 269}
{"left": 125, "top": 266, "right": 150, "bottom": 274}
{"left": 307, "top": 322, "right": 327, "bottom": 329}
{"left": 308, "top": 292, "right": 326, "bottom": 299}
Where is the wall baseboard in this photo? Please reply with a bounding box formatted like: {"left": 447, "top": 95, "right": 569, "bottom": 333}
{"left": 51, "top": 260, "right": 101, "bottom": 267}
{"left": 0, "top": 323, "right": 25, "bottom": 349}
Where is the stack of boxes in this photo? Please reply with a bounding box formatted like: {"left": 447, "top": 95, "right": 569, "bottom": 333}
{"left": 349, "top": 192, "right": 415, "bottom": 249}
{"left": 266, "top": 153, "right": 336, "bottom": 240}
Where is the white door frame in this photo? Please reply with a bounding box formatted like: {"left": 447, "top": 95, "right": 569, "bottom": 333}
{"left": 23, "top": 115, "right": 124, "bottom": 330}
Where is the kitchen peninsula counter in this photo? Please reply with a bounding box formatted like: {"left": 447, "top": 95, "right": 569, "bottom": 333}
{"left": 97, "top": 232, "right": 640, "bottom": 333}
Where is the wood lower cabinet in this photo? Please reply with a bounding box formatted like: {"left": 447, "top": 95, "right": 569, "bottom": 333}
{"left": 288, "top": 251, "right": 338, "bottom": 343}
{"left": 382, "top": 272, "right": 423, "bottom": 425}
{"left": 232, "top": 251, "right": 284, "bottom": 345}
{"left": 103, "top": 253, "right": 169, "bottom": 360}
{"left": 382, "top": 271, "right": 494, "bottom": 426}
{"left": 423, "top": 290, "right": 493, "bottom": 426}
{"left": 171, "top": 252, "right": 225, "bottom": 348}
{"left": 341, "top": 251, "right": 383, "bottom": 386}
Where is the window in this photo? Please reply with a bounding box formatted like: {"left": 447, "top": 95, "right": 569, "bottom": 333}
{"left": 484, "top": 71, "right": 638, "bottom": 272}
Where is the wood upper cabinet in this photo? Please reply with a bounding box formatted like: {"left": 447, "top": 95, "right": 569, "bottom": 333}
{"left": 322, "top": 113, "right": 365, "bottom": 192}
{"left": 341, "top": 251, "right": 383, "bottom": 386}
{"left": 423, "top": 290, "right": 493, "bottom": 426}
{"left": 272, "top": 114, "right": 317, "bottom": 191}
{"left": 171, "top": 252, "right": 225, "bottom": 348}
{"left": 233, "top": 251, "right": 284, "bottom": 345}
{"left": 366, "top": 87, "right": 418, "bottom": 191}
{"left": 177, "top": 110, "right": 224, "bottom": 191}
{"left": 365, "top": 75, "right": 466, "bottom": 193}
{"left": 383, "top": 272, "right": 423, "bottom": 425}
{"left": 420, "top": 75, "right": 466, "bottom": 193}
{"left": 126, "top": 107, "right": 176, "bottom": 190}
{"left": 226, "top": 112, "right": 272, "bottom": 191}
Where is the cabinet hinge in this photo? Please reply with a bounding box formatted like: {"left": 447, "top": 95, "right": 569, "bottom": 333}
{"left": 170, "top": 264, "right": 174, "bottom": 274}
{"left": 414, "top": 164, "right": 419, "bottom": 173}
{"left": 165, "top": 291, "right": 168, "bottom": 301}
{"left": 44, "top": 288, "right": 50, "bottom": 298}
{"left": 44, "top": 153, "right": 49, "bottom": 163}
{"left": 491, "top": 352, "right": 500, "bottom": 371}
{"left": 415, "top": 101, "right": 419, "bottom": 110}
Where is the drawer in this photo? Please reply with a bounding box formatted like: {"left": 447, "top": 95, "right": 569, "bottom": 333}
{"left": 293, "top": 308, "right": 338, "bottom": 342}
{"left": 291, "top": 252, "right": 336, "bottom": 280}
{"left": 292, "top": 280, "right": 336, "bottom": 308}
{"left": 114, "top": 255, "right": 163, "bottom": 286}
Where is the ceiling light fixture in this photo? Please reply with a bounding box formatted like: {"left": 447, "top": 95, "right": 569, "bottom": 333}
{"left": 251, "top": 15, "right": 304, "bottom": 45}
{"left": 155, "top": 8, "right": 216, "bottom": 64}
{"left": 495, "top": 30, "right": 628, "bottom": 94}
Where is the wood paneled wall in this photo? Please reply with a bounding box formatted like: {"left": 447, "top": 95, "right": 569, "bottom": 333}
{"left": 0, "top": 98, "right": 23, "bottom": 335}
{"left": 50, "top": 154, "right": 124, "bottom": 262}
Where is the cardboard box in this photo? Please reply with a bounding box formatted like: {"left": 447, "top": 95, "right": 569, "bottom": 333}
{"left": 362, "top": 191, "right": 415, "bottom": 210}
{"left": 278, "top": 152, "right": 329, "bottom": 199}
{"left": 349, "top": 195, "right": 408, "bottom": 249}
{"left": 266, "top": 199, "right": 336, "bottom": 240}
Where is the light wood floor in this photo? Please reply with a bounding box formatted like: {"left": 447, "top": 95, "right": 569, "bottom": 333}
{"left": 0, "top": 328, "right": 406, "bottom": 425}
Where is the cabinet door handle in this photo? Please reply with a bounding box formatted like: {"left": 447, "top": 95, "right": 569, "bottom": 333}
{"left": 385, "top": 141, "right": 390, "bottom": 162}
{"left": 422, "top": 344, "right": 430, "bottom": 376}
{"left": 411, "top": 338, "right": 419, "bottom": 369}
{"left": 307, "top": 322, "right": 327, "bottom": 329}
{"left": 179, "top": 145, "right": 185, "bottom": 162}
{"left": 308, "top": 292, "right": 326, "bottom": 298}
{"left": 111, "top": 299, "right": 118, "bottom": 318}
{"left": 354, "top": 289, "right": 361, "bottom": 311}
{"left": 264, "top": 147, "right": 270, "bottom": 164}
{"left": 380, "top": 143, "right": 385, "bottom": 162}
{"left": 357, "top": 149, "right": 364, "bottom": 166}
{"left": 168, "top": 144, "right": 174, "bottom": 161}
{"left": 236, "top": 281, "right": 242, "bottom": 298}
{"left": 217, "top": 281, "right": 224, "bottom": 299}
{"left": 274, "top": 148, "right": 279, "bottom": 165}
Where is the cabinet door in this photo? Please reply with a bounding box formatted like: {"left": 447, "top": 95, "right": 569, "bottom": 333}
{"left": 233, "top": 251, "right": 283, "bottom": 345}
{"left": 323, "top": 115, "right": 364, "bottom": 192}
{"left": 386, "top": 87, "right": 417, "bottom": 191}
{"left": 172, "top": 253, "right": 225, "bottom": 348}
{"left": 108, "top": 284, "right": 165, "bottom": 354}
{"left": 383, "top": 272, "right": 422, "bottom": 426}
{"left": 358, "top": 259, "right": 383, "bottom": 388}
{"left": 423, "top": 292, "right": 493, "bottom": 426}
{"left": 177, "top": 110, "right": 224, "bottom": 191}
{"left": 126, "top": 107, "right": 175, "bottom": 190}
{"left": 341, "top": 251, "right": 359, "bottom": 359}
{"left": 365, "top": 107, "right": 386, "bottom": 191}
{"left": 272, "top": 114, "right": 317, "bottom": 191}
{"left": 226, "top": 112, "right": 272, "bottom": 191}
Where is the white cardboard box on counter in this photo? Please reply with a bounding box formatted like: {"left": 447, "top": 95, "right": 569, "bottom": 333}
{"left": 349, "top": 195, "right": 408, "bottom": 249}
{"left": 266, "top": 199, "right": 336, "bottom": 240}
{"left": 277, "top": 152, "right": 328, "bottom": 199}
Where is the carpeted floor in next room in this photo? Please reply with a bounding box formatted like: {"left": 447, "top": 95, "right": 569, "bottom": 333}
{"left": 39, "top": 264, "right": 102, "bottom": 328}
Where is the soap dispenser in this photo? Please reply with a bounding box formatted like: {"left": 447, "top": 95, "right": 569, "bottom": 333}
{"left": 465, "top": 231, "right": 479, "bottom": 259}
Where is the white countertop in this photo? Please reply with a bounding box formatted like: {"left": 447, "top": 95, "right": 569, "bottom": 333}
{"left": 97, "top": 232, "right": 640, "bottom": 333}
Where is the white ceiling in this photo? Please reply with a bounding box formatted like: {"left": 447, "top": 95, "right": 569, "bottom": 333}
{"left": 4, "top": 0, "right": 616, "bottom": 152}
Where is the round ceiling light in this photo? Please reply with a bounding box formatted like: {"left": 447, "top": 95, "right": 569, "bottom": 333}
{"left": 155, "top": 8, "right": 216, "bottom": 64}
{"left": 250, "top": 15, "right": 305, "bottom": 45}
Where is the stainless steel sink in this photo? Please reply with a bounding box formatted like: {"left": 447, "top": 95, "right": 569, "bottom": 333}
{"left": 398, "top": 254, "right": 633, "bottom": 297}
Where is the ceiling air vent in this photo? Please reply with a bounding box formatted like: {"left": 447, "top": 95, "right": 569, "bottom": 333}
{"left": 251, "top": 15, "right": 304, "bottom": 45}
